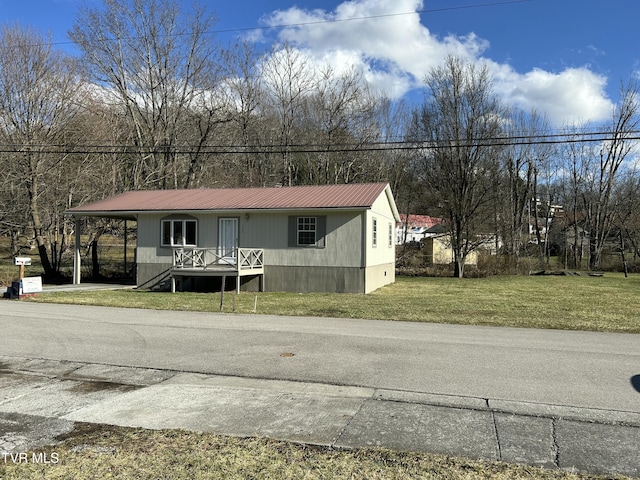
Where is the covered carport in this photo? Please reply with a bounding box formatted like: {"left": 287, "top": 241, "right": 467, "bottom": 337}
{"left": 66, "top": 209, "right": 137, "bottom": 286}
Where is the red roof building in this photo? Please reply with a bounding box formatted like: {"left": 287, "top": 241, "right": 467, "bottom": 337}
{"left": 67, "top": 183, "right": 400, "bottom": 294}
{"left": 68, "top": 183, "right": 395, "bottom": 217}
{"left": 397, "top": 214, "right": 443, "bottom": 229}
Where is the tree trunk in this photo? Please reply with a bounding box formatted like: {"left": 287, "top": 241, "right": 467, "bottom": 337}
{"left": 27, "top": 159, "right": 54, "bottom": 278}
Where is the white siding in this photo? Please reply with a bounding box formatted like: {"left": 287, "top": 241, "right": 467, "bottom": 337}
{"left": 365, "top": 190, "right": 397, "bottom": 267}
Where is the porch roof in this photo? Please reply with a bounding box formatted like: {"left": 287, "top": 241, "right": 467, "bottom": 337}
{"left": 66, "top": 183, "right": 400, "bottom": 220}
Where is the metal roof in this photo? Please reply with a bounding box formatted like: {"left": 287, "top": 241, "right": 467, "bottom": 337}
{"left": 398, "top": 214, "right": 443, "bottom": 228}
{"left": 67, "top": 183, "right": 399, "bottom": 220}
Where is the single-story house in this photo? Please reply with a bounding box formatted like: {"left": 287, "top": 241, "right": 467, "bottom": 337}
{"left": 66, "top": 182, "right": 400, "bottom": 294}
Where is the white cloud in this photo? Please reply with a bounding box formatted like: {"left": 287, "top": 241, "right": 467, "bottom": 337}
{"left": 491, "top": 65, "right": 614, "bottom": 125}
{"left": 263, "top": 0, "right": 484, "bottom": 93}
{"left": 260, "top": 0, "right": 614, "bottom": 126}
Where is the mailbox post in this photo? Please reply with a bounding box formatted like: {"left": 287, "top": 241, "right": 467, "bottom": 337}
{"left": 13, "top": 256, "right": 31, "bottom": 280}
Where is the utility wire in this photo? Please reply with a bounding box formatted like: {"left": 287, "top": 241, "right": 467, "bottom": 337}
{"left": 0, "top": 128, "right": 635, "bottom": 155}
{"left": 5, "top": 0, "right": 532, "bottom": 50}
{"left": 218, "top": 0, "right": 532, "bottom": 34}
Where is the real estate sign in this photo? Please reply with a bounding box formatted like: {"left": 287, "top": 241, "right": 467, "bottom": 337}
{"left": 21, "top": 276, "right": 43, "bottom": 294}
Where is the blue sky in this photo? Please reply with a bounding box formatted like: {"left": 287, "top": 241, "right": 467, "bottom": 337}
{"left": 1, "top": 0, "right": 638, "bottom": 126}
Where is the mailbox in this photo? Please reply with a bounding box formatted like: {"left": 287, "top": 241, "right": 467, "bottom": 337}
{"left": 13, "top": 257, "right": 32, "bottom": 266}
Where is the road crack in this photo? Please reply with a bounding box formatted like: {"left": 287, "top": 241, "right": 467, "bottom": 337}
{"left": 489, "top": 400, "right": 503, "bottom": 462}
{"left": 551, "top": 417, "right": 560, "bottom": 467}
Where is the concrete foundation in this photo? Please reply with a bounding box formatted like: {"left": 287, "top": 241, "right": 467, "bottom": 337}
{"left": 135, "top": 262, "right": 394, "bottom": 294}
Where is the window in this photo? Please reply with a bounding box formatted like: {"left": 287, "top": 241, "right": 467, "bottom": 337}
{"left": 288, "top": 216, "right": 326, "bottom": 248}
{"left": 297, "top": 217, "right": 317, "bottom": 245}
{"left": 388, "top": 222, "right": 393, "bottom": 247}
{"left": 162, "top": 219, "right": 197, "bottom": 247}
{"left": 372, "top": 218, "right": 378, "bottom": 247}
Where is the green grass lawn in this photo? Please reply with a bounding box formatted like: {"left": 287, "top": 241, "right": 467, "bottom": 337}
{"left": 25, "top": 273, "right": 640, "bottom": 333}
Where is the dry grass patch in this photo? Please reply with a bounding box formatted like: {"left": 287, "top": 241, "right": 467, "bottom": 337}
{"left": 0, "top": 424, "right": 631, "bottom": 480}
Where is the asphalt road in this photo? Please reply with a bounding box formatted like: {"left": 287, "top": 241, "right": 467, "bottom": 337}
{"left": 2, "top": 302, "right": 639, "bottom": 414}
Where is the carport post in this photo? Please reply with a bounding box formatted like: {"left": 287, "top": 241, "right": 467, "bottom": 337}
{"left": 73, "top": 216, "right": 82, "bottom": 285}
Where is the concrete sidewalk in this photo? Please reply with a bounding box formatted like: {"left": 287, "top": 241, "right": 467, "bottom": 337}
{"left": 0, "top": 355, "right": 638, "bottom": 477}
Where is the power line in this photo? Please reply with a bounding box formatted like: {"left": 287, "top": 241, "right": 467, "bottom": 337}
{"left": 217, "top": 0, "right": 533, "bottom": 34}
{"left": 4, "top": 0, "right": 533, "bottom": 50}
{"left": 0, "top": 128, "right": 635, "bottom": 155}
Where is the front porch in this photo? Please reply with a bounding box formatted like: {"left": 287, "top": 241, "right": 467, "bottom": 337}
{"left": 170, "top": 247, "right": 264, "bottom": 294}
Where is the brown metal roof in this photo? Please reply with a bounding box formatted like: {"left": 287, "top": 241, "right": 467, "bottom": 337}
{"left": 67, "top": 183, "right": 395, "bottom": 217}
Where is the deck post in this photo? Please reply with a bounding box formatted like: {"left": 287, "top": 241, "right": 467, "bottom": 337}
{"left": 236, "top": 274, "right": 240, "bottom": 294}
{"left": 220, "top": 275, "right": 226, "bottom": 311}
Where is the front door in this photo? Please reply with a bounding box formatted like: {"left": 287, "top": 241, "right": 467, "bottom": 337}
{"left": 218, "top": 217, "right": 238, "bottom": 265}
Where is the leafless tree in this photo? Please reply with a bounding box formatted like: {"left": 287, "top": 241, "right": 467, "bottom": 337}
{"left": 498, "top": 109, "right": 553, "bottom": 272}
{"left": 374, "top": 98, "right": 413, "bottom": 192}
{"left": 69, "top": 0, "right": 222, "bottom": 189}
{"left": 220, "top": 40, "right": 271, "bottom": 187}
{"left": 261, "top": 43, "right": 315, "bottom": 186}
{"left": 582, "top": 81, "right": 639, "bottom": 270}
{"left": 614, "top": 167, "right": 640, "bottom": 266}
{"left": 557, "top": 126, "right": 593, "bottom": 269}
{"left": 295, "top": 65, "right": 381, "bottom": 184}
{"left": 0, "top": 25, "right": 87, "bottom": 277}
{"left": 410, "top": 56, "right": 506, "bottom": 277}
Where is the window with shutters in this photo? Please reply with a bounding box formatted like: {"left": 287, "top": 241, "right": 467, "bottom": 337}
{"left": 288, "top": 216, "right": 326, "bottom": 248}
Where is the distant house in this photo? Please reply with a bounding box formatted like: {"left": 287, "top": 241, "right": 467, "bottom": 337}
{"left": 547, "top": 210, "right": 589, "bottom": 260}
{"left": 421, "top": 233, "right": 478, "bottom": 266}
{"left": 396, "top": 214, "right": 444, "bottom": 244}
{"left": 66, "top": 183, "right": 400, "bottom": 294}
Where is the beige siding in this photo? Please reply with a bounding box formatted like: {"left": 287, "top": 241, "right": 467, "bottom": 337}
{"left": 136, "top": 213, "right": 165, "bottom": 264}
{"left": 424, "top": 236, "right": 478, "bottom": 266}
{"left": 241, "top": 211, "right": 363, "bottom": 268}
{"left": 365, "top": 190, "right": 397, "bottom": 267}
{"left": 364, "top": 263, "right": 395, "bottom": 293}
{"left": 137, "top": 210, "right": 363, "bottom": 268}
{"left": 198, "top": 213, "right": 219, "bottom": 248}
{"left": 137, "top": 212, "right": 220, "bottom": 264}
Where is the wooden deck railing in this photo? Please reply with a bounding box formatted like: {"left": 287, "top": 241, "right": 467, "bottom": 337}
{"left": 172, "top": 248, "right": 264, "bottom": 271}
{"left": 238, "top": 248, "right": 264, "bottom": 270}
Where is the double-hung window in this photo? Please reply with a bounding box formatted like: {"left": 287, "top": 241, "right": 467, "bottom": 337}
{"left": 288, "top": 216, "right": 326, "bottom": 248}
{"left": 372, "top": 218, "right": 378, "bottom": 247}
{"left": 297, "top": 217, "right": 317, "bottom": 245}
{"left": 162, "top": 218, "right": 197, "bottom": 247}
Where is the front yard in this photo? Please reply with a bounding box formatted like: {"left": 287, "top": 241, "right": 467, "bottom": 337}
{"left": 23, "top": 274, "right": 640, "bottom": 333}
